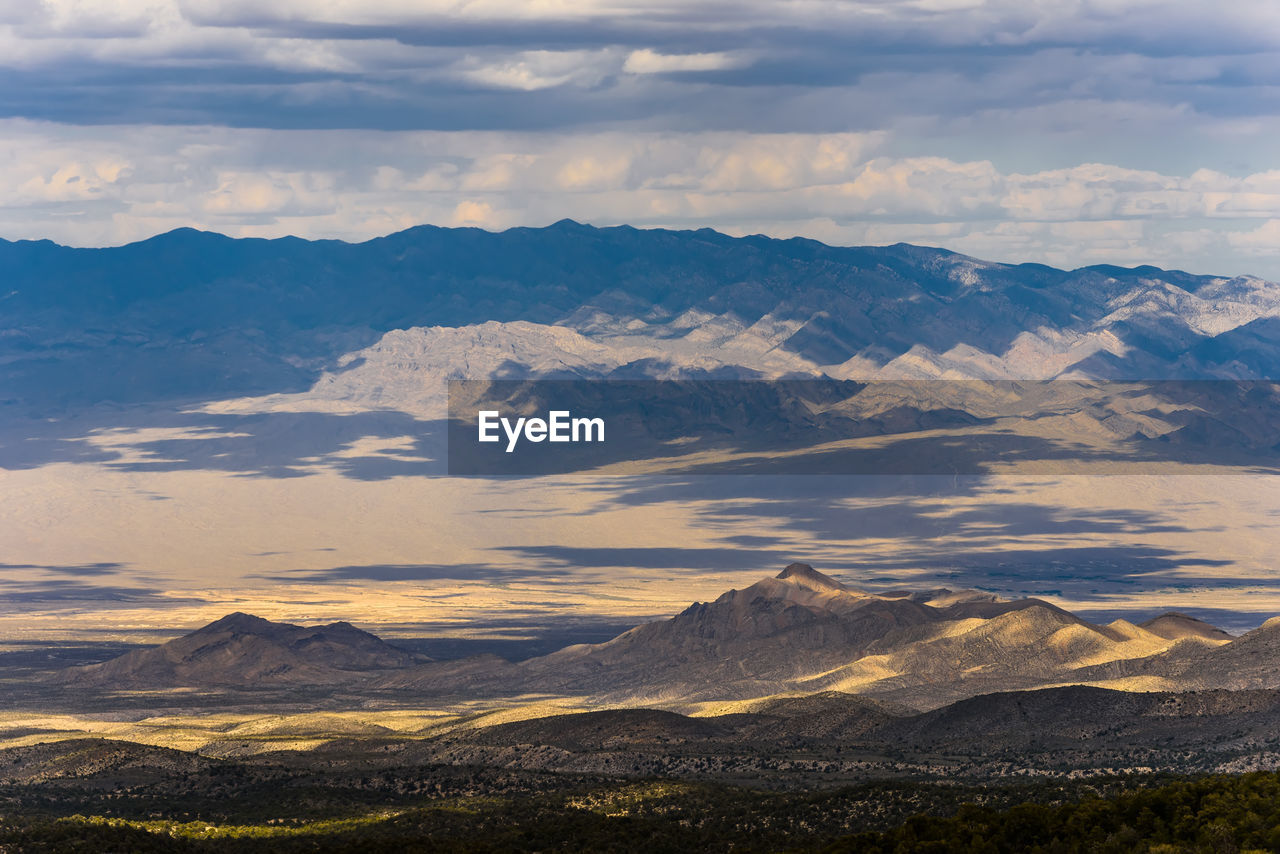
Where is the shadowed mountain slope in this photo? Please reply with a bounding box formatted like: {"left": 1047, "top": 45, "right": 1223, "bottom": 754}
{"left": 58, "top": 612, "right": 423, "bottom": 689}
{"left": 875, "top": 684, "right": 1280, "bottom": 755}
{"left": 390, "top": 684, "right": 1280, "bottom": 781}
{"left": 0, "top": 738, "right": 217, "bottom": 787}
{"left": 374, "top": 564, "right": 1239, "bottom": 707}
{"left": 1172, "top": 618, "right": 1280, "bottom": 690}
{"left": 1140, "top": 612, "right": 1235, "bottom": 642}
{"left": 53, "top": 564, "right": 1267, "bottom": 706}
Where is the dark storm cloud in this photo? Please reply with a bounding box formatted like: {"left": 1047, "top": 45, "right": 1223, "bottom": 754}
{"left": 494, "top": 546, "right": 785, "bottom": 571}
{"left": 0, "top": 581, "right": 191, "bottom": 603}
{"left": 1, "top": 2, "right": 1276, "bottom": 132}
{"left": 213, "top": 16, "right": 721, "bottom": 51}
{"left": 184, "top": 2, "right": 1279, "bottom": 57}
{"left": 257, "top": 563, "right": 543, "bottom": 583}
{"left": 0, "top": 562, "right": 126, "bottom": 577}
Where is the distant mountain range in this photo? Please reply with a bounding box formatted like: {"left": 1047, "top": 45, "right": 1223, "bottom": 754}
{"left": 5, "top": 222, "right": 1280, "bottom": 414}
{"left": 58, "top": 564, "right": 1276, "bottom": 710}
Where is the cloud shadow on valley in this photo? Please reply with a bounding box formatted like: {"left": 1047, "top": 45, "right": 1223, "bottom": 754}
{"left": 0, "top": 408, "right": 446, "bottom": 480}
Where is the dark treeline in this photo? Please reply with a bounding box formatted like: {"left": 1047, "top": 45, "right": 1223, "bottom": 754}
{"left": 4, "top": 770, "right": 1280, "bottom": 852}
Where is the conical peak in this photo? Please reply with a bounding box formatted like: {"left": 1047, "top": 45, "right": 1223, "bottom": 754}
{"left": 775, "top": 563, "right": 846, "bottom": 592}
{"left": 1144, "top": 611, "right": 1196, "bottom": 623}
{"left": 200, "top": 612, "right": 276, "bottom": 633}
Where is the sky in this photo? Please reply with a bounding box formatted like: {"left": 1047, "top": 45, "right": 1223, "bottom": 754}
{"left": 1, "top": 0, "right": 1280, "bottom": 276}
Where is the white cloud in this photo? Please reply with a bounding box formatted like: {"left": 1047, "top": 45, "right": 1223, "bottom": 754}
{"left": 1, "top": 120, "right": 1279, "bottom": 277}
{"left": 555, "top": 154, "right": 632, "bottom": 190}
{"left": 1226, "top": 219, "right": 1280, "bottom": 256}
{"left": 622, "top": 49, "right": 742, "bottom": 74}
{"left": 457, "top": 49, "right": 615, "bottom": 91}
{"left": 202, "top": 171, "right": 335, "bottom": 216}
{"left": 450, "top": 199, "right": 501, "bottom": 227}
{"left": 13, "top": 156, "right": 131, "bottom": 203}
{"left": 18, "top": 0, "right": 156, "bottom": 36}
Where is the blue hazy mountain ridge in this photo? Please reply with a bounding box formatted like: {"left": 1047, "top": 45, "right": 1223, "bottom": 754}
{"left": 2, "top": 221, "right": 1276, "bottom": 410}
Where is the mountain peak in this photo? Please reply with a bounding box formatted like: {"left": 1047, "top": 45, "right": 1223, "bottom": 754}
{"left": 1139, "top": 612, "right": 1233, "bottom": 641}
{"left": 775, "top": 563, "right": 847, "bottom": 593}
{"left": 199, "top": 612, "right": 276, "bottom": 634}
{"left": 59, "top": 612, "right": 421, "bottom": 688}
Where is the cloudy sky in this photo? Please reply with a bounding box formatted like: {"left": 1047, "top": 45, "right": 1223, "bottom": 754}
{"left": 2, "top": 0, "right": 1279, "bottom": 276}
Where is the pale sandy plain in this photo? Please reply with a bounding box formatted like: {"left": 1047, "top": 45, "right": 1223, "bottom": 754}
{"left": 4, "top": 319, "right": 1280, "bottom": 643}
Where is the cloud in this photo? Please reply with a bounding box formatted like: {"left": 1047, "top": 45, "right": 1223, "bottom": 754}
{"left": 0, "top": 1, "right": 1276, "bottom": 276}
{"left": 0, "top": 0, "right": 1276, "bottom": 139}
{"left": 496, "top": 545, "right": 785, "bottom": 571}
{"left": 0, "top": 562, "right": 126, "bottom": 576}
{"left": 1227, "top": 219, "right": 1280, "bottom": 256}
{"left": 257, "top": 563, "right": 541, "bottom": 583}
{"left": 458, "top": 49, "right": 616, "bottom": 90}
{"left": 451, "top": 199, "right": 501, "bottom": 227}
{"left": 622, "top": 48, "right": 742, "bottom": 74}
{"left": 2, "top": 120, "right": 1279, "bottom": 276}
